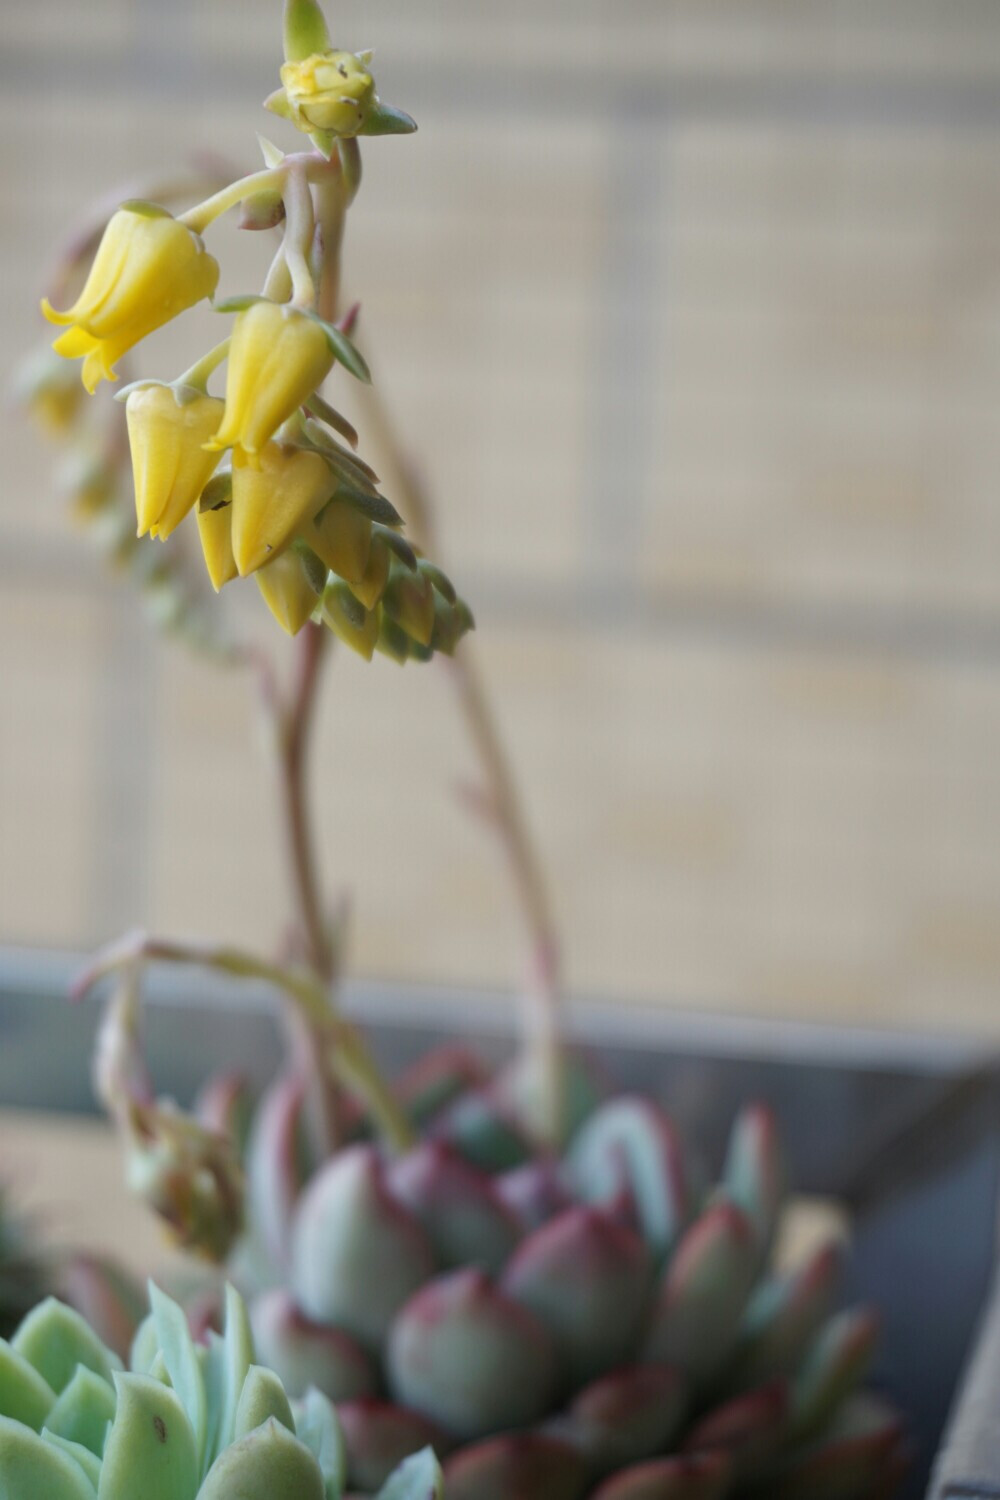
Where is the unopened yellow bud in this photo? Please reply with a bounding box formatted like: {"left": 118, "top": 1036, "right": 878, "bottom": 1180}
{"left": 41, "top": 205, "right": 219, "bottom": 392}
{"left": 231, "top": 442, "right": 333, "bottom": 577}
{"left": 196, "top": 494, "right": 239, "bottom": 592}
{"left": 301, "top": 496, "right": 372, "bottom": 583}
{"left": 126, "top": 385, "right": 225, "bottom": 539}
{"left": 320, "top": 579, "right": 378, "bottom": 660}
{"left": 206, "top": 302, "right": 334, "bottom": 466}
{"left": 348, "top": 530, "right": 390, "bottom": 610}
{"left": 256, "top": 550, "right": 324, "bottom": 636}
{"left": 279, "top": 51, "right": 374, "bottom": 137}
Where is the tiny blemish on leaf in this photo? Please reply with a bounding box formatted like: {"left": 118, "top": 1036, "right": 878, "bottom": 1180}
{"left": 153, "top": 1415, "right": 167, "bottom": 1443}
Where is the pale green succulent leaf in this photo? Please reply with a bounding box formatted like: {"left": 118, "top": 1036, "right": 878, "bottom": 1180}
{"left": 291, "top": 1388, "right": 345, "bottom": 1500}
{"left": 213, "top": 1285, "right": 255, "bottom": 1465}
{"left": 263, "top": 89, "right": 293, "bottom": 121}
{"left": 46, "top": 1366, "right": 116, "bottom": 1456}
{"left": 375, "top": 1447, "right": 444, "bottom": 1500}
{"left": 98, "top": 1374, "right": 197, "bottom": 1500}
{"left": 129, "top": 1315, "right": 158, "bottom": 1377}
{"left": 0, "top": 1338, "right": 56, "bottom": 1431}
{"left": 197, "top": 1418, "right": 325, "bottom": 1500}
{"left": 0, "top": 1414, "right": 97, "bottom": 1500}
{"left": 41, "top": 1430, "right": 104, "bottom": 1490}
{"left": 12, "top": 1301, "right": 119, "bottom": 1396}
{"left": 149, "top": 1285, "right": 207, "bottom": 1461}
{"left": 233, "top": 1365, "right": 293, "bottom": 1441}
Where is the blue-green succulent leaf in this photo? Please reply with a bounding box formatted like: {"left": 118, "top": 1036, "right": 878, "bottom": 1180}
{"left": 0, "top": 1414, "right": 97, "bottom": 1500}
{"left": 375, "top": 1447, "right": 444, "bottom": 1500}
{"left": 233, "top": 1366, "right": 293, "bottom": 1441}
{"left": 196, "top": 1417, "right": 325, "bottom": 1500}
{"left": 149, "top": 1285, "right": 207, "bottom": 1459}
{"left": 98, "top": 1374, "right": 197, "bottom": 1500}
{"left": 41, "top": 1430, "right": 104, "bottom": 1490}
{"left": 12, "top": 1301, "right": 119, "bottom": 1395}
{"left": 129, "top": 1315, "right": 159, "bottom": 1377}
{"left": 212, "top": 1285, "right": 255, "bottom": 1466}
{"left": 46, "top": 1367, "right": 117, "bottom": 1456}
{"left": 291, "top": 1388, "right": 345, "bottom": 1500}
{"left": 0, "top": 1338, "right": 56, "bottom": 1431}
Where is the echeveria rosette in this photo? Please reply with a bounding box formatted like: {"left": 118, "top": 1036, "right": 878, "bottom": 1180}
{"left": 220, "top": 1056, "right": 904, "bottom": 1500}
{"left": 0, "top": 1279, "right": 443, "bottom": 1500}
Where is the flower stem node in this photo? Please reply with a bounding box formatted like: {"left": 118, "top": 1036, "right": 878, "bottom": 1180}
{"left": 125, "top": 385, "right": 225, "bottom": 540}
{"left": 41, "top": 205, "right": 219, "bottom": 393}
{"left": 207, "top": 302, "right": 335, "bottom": 467}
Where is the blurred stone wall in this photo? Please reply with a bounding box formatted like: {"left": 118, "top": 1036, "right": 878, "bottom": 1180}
{"left": 3, "top": 1, "right": 1000, "bottom": 1029}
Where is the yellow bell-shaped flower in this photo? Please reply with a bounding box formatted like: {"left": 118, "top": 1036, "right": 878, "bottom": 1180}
{"left": 41, "top": 205, "right": 219, "bottom": 393}
{"left": 256, "top": 550, "right": 324, "bottom": 636}
{"left": 126, "top": 385, "right": 225, "bottom": 540}
{"left": 230, "top": 441, "right": 334, "bottom": 576}
{"left": 196, "top": 494, "right": 239, "bottom": 593}
{"left": 206, "top": 302, "right": 334, "bottom": 467}
{"left": 279, "top": 50, "right": 374, "bottom": 137}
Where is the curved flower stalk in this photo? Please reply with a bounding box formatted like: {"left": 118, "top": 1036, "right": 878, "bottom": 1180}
{"left": 0, "top": 1278, "right": 443, "bottom": 1499}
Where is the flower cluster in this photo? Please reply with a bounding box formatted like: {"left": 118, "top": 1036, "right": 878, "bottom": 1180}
{"left": 35, "top": 36, "right": 469, "bottom": 656}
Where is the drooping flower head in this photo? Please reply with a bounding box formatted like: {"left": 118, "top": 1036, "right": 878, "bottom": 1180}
{"left": 205, "top": 301, "right": 334, "bottom": 467}
{"left": 41, "top": 204, "right": 219, "bottom": 392}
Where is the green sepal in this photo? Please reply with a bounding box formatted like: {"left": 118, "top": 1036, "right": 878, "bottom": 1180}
{"left": 257, "top": 133, "right": 286, "bottom": 168}
{"left": 263, "top": 89, "right": 294, "bottom": 120}
{"left": 359, "top": 100, "right": 418, "bottom": 136}
{"left": 283, "top": 0, "right": 332, "bottom": 64}
{"left": 336, "top": 488, "right": 402, "bottom": 528}
{"left": 199, "top": 473, "right": 233, "bottom": 513}
{"left": 0, "top": 1337, "right": 56, "bottom": 1431}
{"left": 119, "top": 199, "right": 172, "bottom": 219}
{"left": 308, "top": 317, "right": 370, "bottom": 383}
{"left": 0, "top": 1415, "right": 96, "bottom": 1500}
{"left": 12, "top": 1300, "right": 119, "bottom": 1396}
{"left": 213, "top": 294, "right": 270, "bottom": 315}
{"left": 418, "top": 560, "right": 457, "bottom": 604}
{"left": 375, "top": 611, "right": 411, "bottom": 664}
{"left": 99, "top": 1373, "right": 198, "bottom": 1500}
{"left": 375, "top": 1448, "right": 444, "bottom": 1500}
{"left": 374, "top": 525, "right": 417, "bottom": 569}
{"left": 291, "top": 1389, "right": 345, "bottom": 1500}
{"left": 45, "top": 1366, "right": 116, "bottom": 1455}
{"left": 291, "top": 543, "right": 331, "bottom": 598}
{"left": 309, "top": 129, "right": 336, "bottom": 160}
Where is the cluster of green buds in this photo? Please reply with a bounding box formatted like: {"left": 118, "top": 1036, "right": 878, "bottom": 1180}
{"left": 32, "top": 0, "right": 471, "bottom": 658}
{"left": 194, "top": 1051, "right": 905, "bottom": 1500}
{"left": 0, "top": 1279, "right": 443, "bottom": 1499}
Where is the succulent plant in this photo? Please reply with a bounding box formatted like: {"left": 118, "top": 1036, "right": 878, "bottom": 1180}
{"left": 204, "top": 1049, "right": 905, "bottom": 1500}
{"left": 0, "top": 1277, "right": 443, "bottom": 1499}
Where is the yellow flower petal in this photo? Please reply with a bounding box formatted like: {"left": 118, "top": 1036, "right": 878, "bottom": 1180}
{"left": 230, "top": 443, "right": 333, "bottom": 576}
